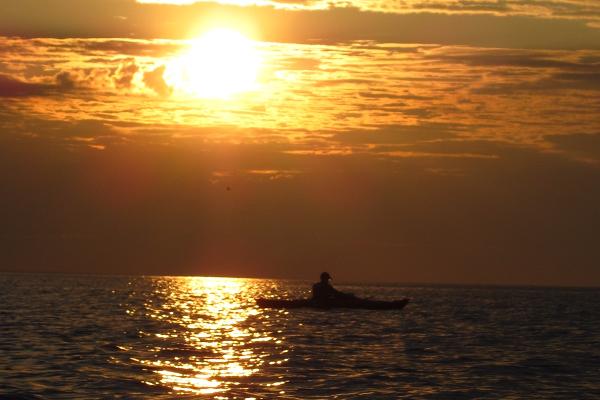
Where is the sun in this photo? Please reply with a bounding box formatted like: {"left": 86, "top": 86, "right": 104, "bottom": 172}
{"left": 164, "top": 28, "right": 262, "bottom": 99}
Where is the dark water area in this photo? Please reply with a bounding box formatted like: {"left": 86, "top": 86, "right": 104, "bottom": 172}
{"left": 1, "top": 273, "right": 599, "bottom": 399}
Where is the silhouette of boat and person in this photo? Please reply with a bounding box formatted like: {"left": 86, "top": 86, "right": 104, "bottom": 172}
{"left": 256, "top": 272, "right": 409, "bottom": 310}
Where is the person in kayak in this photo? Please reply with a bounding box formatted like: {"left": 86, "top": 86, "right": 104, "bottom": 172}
{"left": 312, "top": 272, "right": 354, "bottom": 303}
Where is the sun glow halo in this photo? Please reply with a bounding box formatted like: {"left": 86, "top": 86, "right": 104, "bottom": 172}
{"left": 165, "top": 29, "right": 262, "bottom": 99}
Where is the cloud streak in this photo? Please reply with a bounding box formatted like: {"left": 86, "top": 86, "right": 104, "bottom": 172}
{"left": 2, "top": 36, "right": 600, "bottom": 160}
{"left": 1, "top": 1, "right": 600, "bottom": 49}
{"left": 0, "top": 72, "right": 77, "bottom": 97}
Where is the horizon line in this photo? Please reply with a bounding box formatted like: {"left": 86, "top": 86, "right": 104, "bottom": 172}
{"left": 1, "top": 270, "right": 599, "bottom": 289}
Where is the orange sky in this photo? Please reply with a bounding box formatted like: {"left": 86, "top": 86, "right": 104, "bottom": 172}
{"left": 1, "top": 0, "right": 599, "bottom": 285}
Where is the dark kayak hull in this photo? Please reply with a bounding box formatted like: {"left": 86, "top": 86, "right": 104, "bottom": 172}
{"left": 256, "top": 298, "right": 409, "bottom": 310}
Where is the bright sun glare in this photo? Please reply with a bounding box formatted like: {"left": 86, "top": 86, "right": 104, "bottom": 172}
{"left": 164, "top": 29, "right": 262, "bottom": 99}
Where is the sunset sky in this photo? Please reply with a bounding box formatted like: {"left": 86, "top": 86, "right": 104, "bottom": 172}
{"left": 1, "top": 0, "right": 599, "bottom": 285}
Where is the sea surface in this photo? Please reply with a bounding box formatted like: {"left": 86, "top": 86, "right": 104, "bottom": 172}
{"left": 1, "top": 274, "right": 599, "bottom": 399}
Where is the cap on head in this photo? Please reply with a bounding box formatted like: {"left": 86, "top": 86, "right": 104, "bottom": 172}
{"left": 320, "top": 272, "right": 331, "bottom": 281}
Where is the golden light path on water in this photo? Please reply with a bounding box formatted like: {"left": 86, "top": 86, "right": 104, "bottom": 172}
{"left": 128, "top": 277, "right": 289, "bottom": 396}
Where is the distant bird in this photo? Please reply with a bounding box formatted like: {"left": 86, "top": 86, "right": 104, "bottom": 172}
{"left": 226, "top": 186, "right": 231, "bottom": 191}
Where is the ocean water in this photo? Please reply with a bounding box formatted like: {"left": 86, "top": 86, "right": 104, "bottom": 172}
{"left": 1, "top": 274, "right": 599, "bottom": 399}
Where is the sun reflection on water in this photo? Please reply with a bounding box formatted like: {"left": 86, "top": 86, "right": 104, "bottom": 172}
{"left": 128, "top": 276, "right": 287, "bottom": 396}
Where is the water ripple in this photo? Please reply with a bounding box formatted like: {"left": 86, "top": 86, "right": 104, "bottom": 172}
{"left": 1, "top": 274, "right": 599, "bottom": 399}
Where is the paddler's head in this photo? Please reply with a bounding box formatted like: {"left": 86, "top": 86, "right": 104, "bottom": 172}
{"left": 320, "top": 272, "right": 331, "bottom": 283}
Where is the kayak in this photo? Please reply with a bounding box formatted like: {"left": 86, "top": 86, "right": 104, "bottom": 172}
{"left": 256, "top": 297, "right": 410, "bottom": 310}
